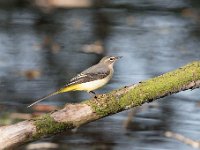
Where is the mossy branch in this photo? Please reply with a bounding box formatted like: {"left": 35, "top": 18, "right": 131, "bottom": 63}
{"left": 0, "top": 61, "right": 200, "bottom": 149}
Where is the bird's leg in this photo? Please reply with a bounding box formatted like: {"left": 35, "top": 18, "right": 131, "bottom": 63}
{"left": 89, "top": 91, "right": 97, "bottom": 98}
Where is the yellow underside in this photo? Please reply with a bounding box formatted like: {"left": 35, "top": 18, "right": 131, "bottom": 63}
{"left": 59, "top": 84, "right": 80, "bottom": 93}
{"left": 59, "top": 77, "right": 110, "bottom": 93}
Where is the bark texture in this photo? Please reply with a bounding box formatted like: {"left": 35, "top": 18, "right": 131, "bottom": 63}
{"left": 0, "top": 61, "right": 200, "bottom": 150}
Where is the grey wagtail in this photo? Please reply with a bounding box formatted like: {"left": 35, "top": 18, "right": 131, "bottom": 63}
{"left": 28, "top": 56, "right": 121, "bottom": 107}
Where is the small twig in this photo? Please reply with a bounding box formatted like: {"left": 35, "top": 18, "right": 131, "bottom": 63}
{"left": 165, "top": 131, "right": 200, "bottom": 149}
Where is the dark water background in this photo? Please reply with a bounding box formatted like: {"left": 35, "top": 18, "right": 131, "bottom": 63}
{"left": 0, "top": 0, "right": 200, "bottom": 149}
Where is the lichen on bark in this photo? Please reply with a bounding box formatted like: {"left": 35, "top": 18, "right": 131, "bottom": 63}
{"left": 33, "top": 114, "right": 74, "bottom": 139}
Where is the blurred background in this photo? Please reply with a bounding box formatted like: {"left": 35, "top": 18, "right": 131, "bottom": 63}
{"left": 0, "top": 0, "right": 200, "bottom": 149}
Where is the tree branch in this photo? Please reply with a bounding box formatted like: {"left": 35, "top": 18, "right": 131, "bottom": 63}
{"left": 0, "top": 61, "right": 200, "bottom": 149}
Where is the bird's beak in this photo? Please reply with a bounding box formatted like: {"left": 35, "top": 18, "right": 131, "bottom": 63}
{"left": 115, "top": 56, "right": 123, "bottom": 60}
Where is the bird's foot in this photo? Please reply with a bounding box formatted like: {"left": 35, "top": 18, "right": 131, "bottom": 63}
{"left": 89, "top": 91, "right": 97, "bottom": 99}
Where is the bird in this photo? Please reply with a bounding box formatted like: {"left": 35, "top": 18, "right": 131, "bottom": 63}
{"left": 27, "top": 56, "right": 121, "bottom": 107}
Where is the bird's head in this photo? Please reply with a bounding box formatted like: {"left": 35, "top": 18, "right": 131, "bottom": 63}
{"left": 100, "top": 56, "right": 122, "bottom": 67}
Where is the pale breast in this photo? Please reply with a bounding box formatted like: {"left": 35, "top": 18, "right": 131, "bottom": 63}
{"left": 76, "top": 75, "right": 112, "bottom": 92}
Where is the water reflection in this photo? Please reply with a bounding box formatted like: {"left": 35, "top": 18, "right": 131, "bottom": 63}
{"left": 0, "top": 0, "right": 200, "bottom": 150}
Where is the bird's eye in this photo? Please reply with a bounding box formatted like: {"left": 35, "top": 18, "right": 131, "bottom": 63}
{"left": 109, "top": 57, "right": 114, "bottom": 61}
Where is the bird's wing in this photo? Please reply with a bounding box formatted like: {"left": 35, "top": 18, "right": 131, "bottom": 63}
{"left": 67, "top": 64, "right": 110, "bottom": 86}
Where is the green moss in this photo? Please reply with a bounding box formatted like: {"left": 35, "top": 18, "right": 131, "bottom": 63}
{"left": 33, "top": 114, "right": 74, "bottom": 139}
{"left": 85, "top": 93, "right": 122, "bottom": 117}
{"left": 119, "top": 61, "right": 200, "bottom": 108}
{"left": 86, "top": 61, "right": 200, "bottom": 116}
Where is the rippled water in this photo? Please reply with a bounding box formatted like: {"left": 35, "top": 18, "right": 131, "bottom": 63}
{"left": 0, "top": 0, "right": 200, "bottom": 150}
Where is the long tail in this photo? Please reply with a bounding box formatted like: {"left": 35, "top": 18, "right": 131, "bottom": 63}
{"left": 27, "top": 84, "right": 77, "bottom": 108}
